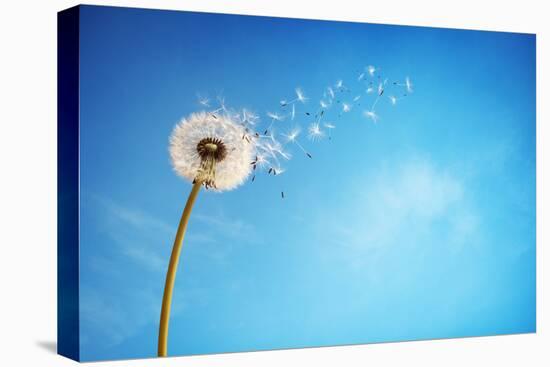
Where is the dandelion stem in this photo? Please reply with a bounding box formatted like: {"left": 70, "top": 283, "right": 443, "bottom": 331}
{"left": 158, "top": 180, "right": 202, "bottom": 357}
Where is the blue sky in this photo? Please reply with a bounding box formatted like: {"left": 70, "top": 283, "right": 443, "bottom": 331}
{"left": 76, "top": 5, "right": 536, "bottom": 362}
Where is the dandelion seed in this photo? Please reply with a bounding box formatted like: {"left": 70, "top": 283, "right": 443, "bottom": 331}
{"left": 366, "top": 86, "right": 374, "bottom": 94}
{"left": 367, "top": 65, "right": 376, "bottom": 76}
{"left": 291, "top": 104, "right": 295, "bottom": 120}
{"left": 267, "top": 112, "right": 284, "bottom": 121}
{"left": 335, "top": 79, "right": 343, "bottom": 89}
{"left": 295, "top": 87, "right": 308, "bottom": 103}
{"left": 282, "top": 127, "right": 301, "bottom": 143}
{"left": 241, "top": 109, "right": 259, "bottom": 127}
{"left": 324, "top": 122, "right": 336, "bottom": 140}
{"left": 364, "top": 110, "right": 379, "bottom": 123}
{"left": 281, "top": 191, "right": 285, "bottom": 199}
{"left": 389, "top": 95, "right": 398, "bottom": 105}
{"left": 342, "top": 103, "right": 351, "bottom": 113}
{"left": 320, "top": 100, "right": 330, "bottom": 109}
{"left": 405, "top": 77, "right": 413, "bottom": 93}
{"left": 358, "top": 72, "right": 365, "bottom": 81}
{"left": 353, "top": 95, "right": 361, "bottom": 102}
{"left": 197, "top": 94, "right": 210, "bottom": 107}
{"left": 266, "top": 111, "right": 285, "bottom": 132}
{"left": 308, "top": 122, "right": 325, "bottom": 141}
{"left": 327, "top": 87, "right": 335, "bottom": 99}
{"left": 378, "top": 82, "right": 385, "bottom": 96}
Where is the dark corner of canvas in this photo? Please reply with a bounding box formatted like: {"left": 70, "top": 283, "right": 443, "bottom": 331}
{"left": 57, "top": 4, "right": 81, "bottom": 362}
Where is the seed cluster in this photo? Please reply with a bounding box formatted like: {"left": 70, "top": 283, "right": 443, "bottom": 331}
{"left": 194, "top": 137, "right": 228, "bottom": 189}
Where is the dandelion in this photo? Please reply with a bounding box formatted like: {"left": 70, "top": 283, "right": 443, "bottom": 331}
{"left": 160, "top": 111, "right": 254, "bottom": 357}
{"left": 364, "top": 110, "right": 379, "bottom": 123}
{"left": 308, "top": 122, "right": 325, "bottom": 141}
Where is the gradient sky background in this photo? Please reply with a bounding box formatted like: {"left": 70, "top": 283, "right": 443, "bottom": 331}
{"left": 76, "top": 5, "right": 536, "bottom": 362}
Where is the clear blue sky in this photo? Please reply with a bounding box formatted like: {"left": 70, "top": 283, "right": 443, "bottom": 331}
{"left": 76, "top": 5, "right": 536, "bottom": 362}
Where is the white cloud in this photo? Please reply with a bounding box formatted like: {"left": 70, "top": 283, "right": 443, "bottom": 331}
{"left": 313, "top": 156, "right": 482, "bottom": 274}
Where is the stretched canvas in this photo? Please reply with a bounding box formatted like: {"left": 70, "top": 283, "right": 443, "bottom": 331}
{"left": 58, "top": 4, "right": 536, "bottom": 362}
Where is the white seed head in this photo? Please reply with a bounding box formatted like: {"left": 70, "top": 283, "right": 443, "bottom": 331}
{"left": 169, "top": 111, "right": 254, "bottom": 191}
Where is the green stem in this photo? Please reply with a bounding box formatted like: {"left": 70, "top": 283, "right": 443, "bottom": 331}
{"left": 158, "top": 181, "right": 202, "bottom": 357}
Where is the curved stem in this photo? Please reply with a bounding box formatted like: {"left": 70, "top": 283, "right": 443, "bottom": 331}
{"left": 158, "top": 181, "right": 202, "bottom": 357}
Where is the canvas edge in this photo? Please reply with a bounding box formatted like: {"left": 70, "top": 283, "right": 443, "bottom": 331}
{"left": 57, "top": 4, "right": 81, "bottom": 362}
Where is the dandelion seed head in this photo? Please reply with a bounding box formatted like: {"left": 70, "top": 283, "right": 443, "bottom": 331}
{"left": 170, "top": 111, "right": 254, "bottom": 191}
